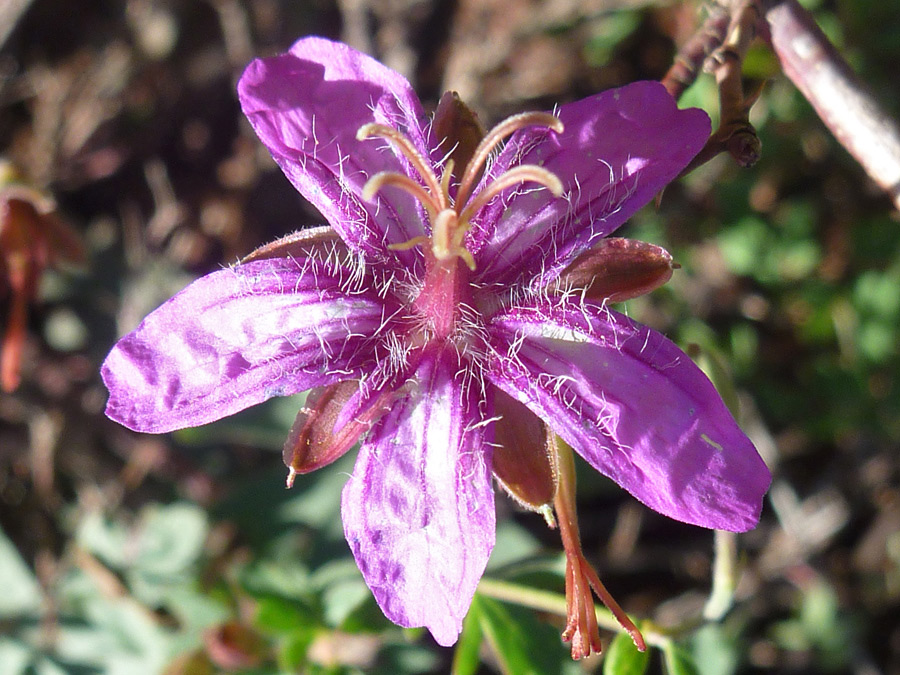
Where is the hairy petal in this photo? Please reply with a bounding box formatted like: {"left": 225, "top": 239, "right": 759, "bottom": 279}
{"left": 342, "top": 347, "right": 495, "bottom": 646}
{"left": 485, "top": 299, "right": 770, "bottom": 532}
{"left": 238, "top": 36, "right": 435, "bottom": 271}
{"left": 471, "top": 81, "right": 710, "bottom": 287}
{"left": 102, "top": 257, "right": 392, "bottom": 433}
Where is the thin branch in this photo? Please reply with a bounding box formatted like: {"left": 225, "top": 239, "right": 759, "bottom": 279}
{"left": 760, "top": 0, "right": 900, "bottom": 210}
{"left": 661, "top": 5, "right": 730, "bottom": 101}
{"left": 679, "top": 0, "right": 763, "bottom": 175}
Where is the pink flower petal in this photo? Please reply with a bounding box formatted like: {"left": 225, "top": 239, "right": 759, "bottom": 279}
{"left": 486, "top": 298, "right": 770, "bottom": 532}
{"left": 341, "top": 347, "right": 495, "bottom": 646}
{"left": 102, "top": 257, "right": 393, "bottom": 433}
{"left": 471, "top": 81, "right": 710, "bottom": 287}
{"left": 237, "top": 36, "right": 434, "bottom": 271}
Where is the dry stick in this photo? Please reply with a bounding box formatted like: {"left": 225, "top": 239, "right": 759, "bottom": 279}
{"left": 760, "top": 0, "right": 900, "bottom": 210}
{"left": 661, "top": 5, "right": 730, "bottom": 101}
{"left": 678, "top": 0, "right": 763, "bottom": 175}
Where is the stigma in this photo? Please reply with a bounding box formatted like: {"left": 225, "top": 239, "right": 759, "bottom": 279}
{"left": 357, "top": 108, "right": 564, "bottom": 271}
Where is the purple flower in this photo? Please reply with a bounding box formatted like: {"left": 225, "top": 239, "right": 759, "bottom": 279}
{"left": 102, "top": 37, "right": 770, "bottom": 649}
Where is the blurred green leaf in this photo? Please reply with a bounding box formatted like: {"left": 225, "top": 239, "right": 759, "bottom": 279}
{"left": 472, "top": 594, "right": 570, "bottom": 675}
{"left": 276, "top": 627, "right": 317, "bottom": 671}
{"left": 0, "top": 638, "right": 31, "bottom": 675}
{"left": 662, "top": 641, "right": 700, "bottom": 675}
{"left": 136, "top": 502, "right": 208, "bottom": 576}
{"left": 255, "top": 596, "right": 317, "bottom": 635}
{"left": 486, "top": 520, "right": 542, "bottom": 571}
{"left": 603, "top": 631, "right": 649, "bottom": 675}
{"left": 321, "top": 577, "right": 371, "bottom": 628}
{"left": 373, "top": 642, "right": 441, "bottom": 675}
{"left": 76, "top": 512, "right": 129, "bottom": 569}
{"left": 0, "top": 528, "right": 42, "bottom": 618}
{"left": 583, "top": 12, "right": 641, "bottom": 66}
{"left": 690, "top": 625, "right": 739, "bottom": 675}
{"left": 451, "top": 602, "right": 483, "bottom": 675}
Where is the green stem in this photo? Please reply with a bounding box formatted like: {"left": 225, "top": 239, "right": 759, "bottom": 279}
{"left": 475, "top": 577, "right": 673, "bottom": 650}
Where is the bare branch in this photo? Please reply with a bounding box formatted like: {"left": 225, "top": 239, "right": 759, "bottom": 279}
{"left": 761, "top": 0, "right": 900, "bottom": 210}
{"left": 676, "top": 0, "right": 763, "bottom": 175}
{"left": 662, "top": 5, "right": 730, "bottom": 101}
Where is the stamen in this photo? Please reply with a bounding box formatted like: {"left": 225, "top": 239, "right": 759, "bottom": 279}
{"left": 357, "top": 123, "right": 447, "bottom": 210}
{"left": 456, "top": 111, "right": 564, "bottom": 210}
{"left": 457, "top": 164, "right": 563, "bottom": 225}
{"left": 553, "top": 434, "right": 646, "bottom": 659}
{"left": 362, "top": 171, "right": 441, "bottom": 221}
{"left": 440, "top": 158, "right": 455, "bottom": 200}
{"left": 387, "top": 235, "right": 430, "bottom": 252}
{"left": 429, "top": 209, "right": 476, "bottom": 271}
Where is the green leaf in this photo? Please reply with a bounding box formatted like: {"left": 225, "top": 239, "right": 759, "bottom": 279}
{"left": 472, "top": 594, "right": 570, "bottom": 675}
{"left": 451, "top": 602, "right": 483, "bottom": 675}
{"left": 662, "top": 641, "right": 700, "bottom": 675}
{"left": 254, "top": 596, "right": 317, "bottom": 635}
{"left": 690, "top": 625, "right": 739, "bottom": 675}
{"left": 135, "top": 502, "right": 208, "bottom": 576}
{"left": 276, "top": 627, "right": 317, "bottom": 672}
{"left": 0, "top": 638, "right": 32, "bottom": 675}
{"left": 486, "top": 521, "right": 542, "bottom": 571}
{"left": 603, "top": 631, "right": 650, "bottom": 675}
{"left": 0, "top": 528, "right": 42, "bottom": 618}
{"left": 76, "top": 511, "right": 129, "bottom": 569}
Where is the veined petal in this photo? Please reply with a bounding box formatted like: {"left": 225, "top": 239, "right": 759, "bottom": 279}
{"left": 342, "top": 347, "right": 495, "bottom": 646}
{"left": 102, "top": 257, "right": 393, "bottom": 433}
{"left": 485, "top": 298, "right": 770, "bottom": 532}
{"left": 471, "top": 81, "right": 710, "bottom": 287}
{"left": 238, "top": 36, "right": 436, "bottom": 271}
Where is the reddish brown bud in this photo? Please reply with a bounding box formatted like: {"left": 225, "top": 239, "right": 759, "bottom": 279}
{"left": 241, "top": 225, "right": 347, "bottom": 264}
{"left": 431, "top": 91, "right": 486, "bottom": 185}
{"left": 1, "top": 165, "right": 85, "bottom": 391}
{"left": 555, "top": 237, "right": 677, "bottom": 303}
{"left": 283, "top": 380, "right": 396, "bottom": 486}
{"left": 491, "top": 388, "right": 558, "bottom": 510}
{"left": 203, "top": 621, "right": 267, "bottom": 670}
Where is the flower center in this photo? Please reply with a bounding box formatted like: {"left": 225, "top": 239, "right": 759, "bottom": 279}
{"left": 357, "top": 110, "right": 564, "bottom": 271}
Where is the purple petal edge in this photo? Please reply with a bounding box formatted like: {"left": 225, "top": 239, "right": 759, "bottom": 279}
{"left": 472, "top": 81, "right": 710, "bottom": 287}
{"left": 102, "top": 258, "right": 388, "bottom": 433}
{"left": 486, "top": 298, "right": 770, "bottom": 532}
{"left": 342, "top": 347, "right": 495, "bottom": 646}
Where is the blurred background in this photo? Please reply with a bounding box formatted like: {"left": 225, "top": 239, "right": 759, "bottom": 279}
{"left": 1, "top": 0, "right": 899, "bottom": 673}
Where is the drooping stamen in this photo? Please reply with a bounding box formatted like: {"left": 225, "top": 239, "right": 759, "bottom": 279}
{"left": 553, "top": 434, "right": 646, "bottom": 659}
{"left": 455, "top": 111, "right": 564, "bottom": 211}
{"left": 357, "top": 123, "right": 448, "bottom": 211}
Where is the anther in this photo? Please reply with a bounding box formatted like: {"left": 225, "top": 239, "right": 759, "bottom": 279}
{"left": 362, "top": 171, "right": 441, "bottom": 221}
{"left": 456, "top": 112, "right": 564, "bottom": 211}
{"left": 357, "top": 123, "right": 446, "bottom": 210}
{"left": 457, "top": 164, "right": 563, "bottom": 226}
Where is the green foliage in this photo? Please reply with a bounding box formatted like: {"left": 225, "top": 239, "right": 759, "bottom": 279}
{"left": 466, "top": 594, "right": 573, "bottom": 675}
{"left": 662, "top": 641, "right": 700, "bottom": 675}
{"left": 771, "top": 581, "right": 857, "bottom": 672}
{"left": 603, "top": 631, "right": 650, "bottom": 675}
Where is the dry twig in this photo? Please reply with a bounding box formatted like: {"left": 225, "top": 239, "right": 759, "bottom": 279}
{"left": 760, "top": 0, "right": 900, "bottom": 210}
